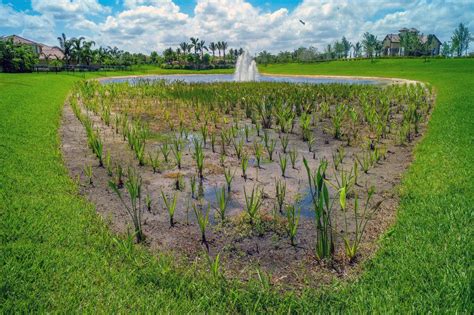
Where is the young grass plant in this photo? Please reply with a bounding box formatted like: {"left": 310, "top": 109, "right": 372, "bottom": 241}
{"left": 266, "top": 138, "right": 276, "bottom": 161}
{"left": 279, "top": 154, "right": 288, "bottom": 178}
{"left": 108, "top": 167, "right": 144, "bottom": 243}
{"left": 286, "top": 203, "right": 301, "bottom": 246}
{"left": 161, "top": 191, "right": 178, "bottom": 227}
{"left": 339, "top": 186, "right": 383, "bottom": 262}
{"left": 193, "top": 138, "right": 205, "bottom": 180}
{"left": 161, "top": 143, "right": 171, "bottom": 163}
{"left": 193, "top": 202, "right": 210, "bottom": 250}
{"left": 241, "top": 153, "right": 249, "bottom": 181}
{"left": 281, "top": 134, "right": 289, "bottom": 153}
{"left": 84, "top": 164, "right": 93, "bottom": 185}
{"left": 244, "top": 185, "right": 263, "bottom": 226}
{"left": 303, "top": 157, "right": 334, "bottom": 259}
{"left": 224, "top": 168, "right": 235, "bottom": 193}
{"left": 275, "top": 179, "right": 286, "bottom": 213}
{"left": 289, "top": 147, "right": 298, "bottom": 169}
{"left": 253, "top": 141, "right": 263, "bottom": 169}
{"left": 148, "top": 151, "right": 161, "bottom": 173}
{"left": 215, "top": 186, "right": 228, "bottom": 222}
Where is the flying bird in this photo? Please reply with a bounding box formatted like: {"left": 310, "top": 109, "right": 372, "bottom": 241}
{"left": 299, "top": 20, "right": 306, "bottom": 25}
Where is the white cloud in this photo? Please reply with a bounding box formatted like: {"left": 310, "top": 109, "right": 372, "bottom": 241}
{"left": 2, "top": 0, "right": 473, "bottom": 53}
{"left": 31, "top": 0, "right": 110, "bottom": 19}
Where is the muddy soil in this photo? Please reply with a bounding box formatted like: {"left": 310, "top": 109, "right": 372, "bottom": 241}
{"left": 60, "top": 98, "right": 426, "bottom": 288}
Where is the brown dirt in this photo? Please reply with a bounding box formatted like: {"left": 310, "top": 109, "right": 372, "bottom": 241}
{"left": 60, "top": 94, "right": 428, "bottom": 289}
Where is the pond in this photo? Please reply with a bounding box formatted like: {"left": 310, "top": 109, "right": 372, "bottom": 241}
{"left": 100, "top": 74, "right": 388, "bottom": 85}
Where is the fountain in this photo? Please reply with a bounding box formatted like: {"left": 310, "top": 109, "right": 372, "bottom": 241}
{"left": 234, "top": 50, "right": 259, "bottom": 82}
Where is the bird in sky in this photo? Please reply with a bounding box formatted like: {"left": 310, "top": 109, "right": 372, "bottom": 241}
{"left": 299, "top": 20, "right": 306, "bottom": 25}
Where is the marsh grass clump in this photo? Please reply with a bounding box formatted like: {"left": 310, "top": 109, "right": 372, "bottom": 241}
{"left": 160, "top": 143, "right": 171, "bottom": 163}
{"left": 332, "top": 146, "right": 345, "bottom": 171}
{"left": 193, "top": 138, "right": 205, "bottom": 180}
{"left": 193, "top": 202, "right": 210, "bottom": 250}
{"left": 148, "top": 150, "right": 161, "bottom": 173}
{"left": 289, "top": 147, "right": 298, "bottom": 169}
{"left": 275, "top": 179, "right": 286, "bottom": 213}
{"left": 303, "top": 157, "right": 334, "bottom": 259}
{"left": 286, "top": 203, "right": 301, "bottom": 246}
{"left": 84, "top": 164, "right": 93, "bottom": 185}
{"left": 244, "top": 185, "right": 263, "bottom": 226}
{"left": 224, "top": 168, "right": 235, "bottom": 193}
{"left": 108, "top": 167, "right": 144, "bottom": 243}
{"left": 280, "top": 134, "right": 289, "bottom": 153}
{"left": 161, "top": 191, "right": 178, "bottom": 227}
{"left": 253, "top": 141, "right": 263, "bottom": 169}
{"left": 233, "top": 138, "right": 244, "bottom": 160}
{"left": 105, "top": 151, "right": 113, "bottom": 176}
{"left": 215, "top": 186, "right": 229, "bottom": 222}
{"left": 145, "top": 193, "right": 152, "bottom": 212}
{"left": 241, "top": 153, "right": 249, "bottom": 181}
{"left": 339, "top": 186, "right": 383, "bottom": 262}
{"left": 279, "top": 154, "right": 288, "bottom": 177}
{"left": 265, "top": 137, "right": 276, "bottom": 161}
{"left": 172, "top": 138, "right": 183, "bottom": 169}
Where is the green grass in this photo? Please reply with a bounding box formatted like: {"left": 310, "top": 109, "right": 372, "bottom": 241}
{"left": 1, "top": 60, "right": 472, "bottom": 312}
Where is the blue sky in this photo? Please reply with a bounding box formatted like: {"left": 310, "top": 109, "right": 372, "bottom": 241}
{"left": 1, "top": 0, "right": 473, "bottom": 53}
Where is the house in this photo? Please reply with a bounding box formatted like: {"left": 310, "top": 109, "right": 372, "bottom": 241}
{"left": 382, "top": 28, "right": 441, "bottom": 56}
{"left": 0, "top": 35, "right": 64, "bottom": 62}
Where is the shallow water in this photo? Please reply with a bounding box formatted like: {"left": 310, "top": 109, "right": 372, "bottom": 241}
{"left": 101, "top": 74, "right": 386, "bottom": 85}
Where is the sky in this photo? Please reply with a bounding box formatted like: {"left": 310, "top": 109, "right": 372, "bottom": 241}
{"left": 1, "top": 0, "right": 473, "bottom": 54}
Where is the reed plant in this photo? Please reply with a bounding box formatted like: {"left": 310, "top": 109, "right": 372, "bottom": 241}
{"left": 286, "top": 203, "right": 301, "bottom": 246}
{"left": 193, "top": 202, "right": 210, "bottom": 248}
{"left": 161, "top": 191, "right": 178, "bottom": 227}
{"left": 253, "top": 141, "right": 263, "bottom": 168}
{"left": 215, "top": 186, "right": 228, "bottom": 222}
{"left": 224, "top": 168, "right": 235, "bottom": 193}
{"left": 289, "top": 147, "right": 298, "bottom": 169}
{"left": 303, "top": 157, "right": 334, "bottom": 259}
{"left": 84, "top": 164, "right": 93, "bottom": 185}
{"left": 108, "top": 167, "right": 144, "bottom": 243}
{"left": 161, "top": 143, "right": 171, "bottom": 163}
{"left": 148, "top": 151, "right": 161, "bottom": 173}
{"left": 280, "top": 134, "right": 289, "bottom": 153}
{"left": 244, "top": 185, "right": 263, "bottom": 226}
{"left": 339, "top": 186, "right": 383, "bottom": 262}
{"left": 241, "top": 153, "right": 249, "bottom": 181}
{"left": 193, "top": 138, "right": 205, "bottom": 180}
{"left": 279, "top": 154, "right": 288, "bottom": 177}
{"left": 275, "top": 179, "right": 286, "bottom": 213}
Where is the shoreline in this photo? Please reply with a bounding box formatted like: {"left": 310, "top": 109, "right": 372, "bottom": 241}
{"left": 96, "top": 72, "right": 421, "bottom": 85}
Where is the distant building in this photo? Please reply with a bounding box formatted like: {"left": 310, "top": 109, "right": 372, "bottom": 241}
{"left": 0, "top": 35, "right": 64, "bottom": 61}
{"left": 382, "top": 28, "right": 441, "bottom": 56}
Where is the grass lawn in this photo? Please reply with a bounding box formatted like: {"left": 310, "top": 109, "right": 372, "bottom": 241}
{"left": 1, "top": 59, "right": 472, "bottom": 312}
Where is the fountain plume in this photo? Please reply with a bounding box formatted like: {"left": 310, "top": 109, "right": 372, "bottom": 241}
{"left": 234, "top": 51, "right": 259, "bottom": 82}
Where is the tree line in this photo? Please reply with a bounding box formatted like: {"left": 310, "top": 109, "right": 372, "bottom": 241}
{"left": 160, "top": 38, "right": 245, "bottom": 70}
{"left": 257, "top": 23, "right": 472, "bottom": 65}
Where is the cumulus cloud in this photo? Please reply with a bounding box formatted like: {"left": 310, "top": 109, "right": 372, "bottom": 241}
{"left": 2, "top": 0, "right": 473, "bottom": 53}
{"left": 31, "top": 0, "right": 110, "bottom": 19}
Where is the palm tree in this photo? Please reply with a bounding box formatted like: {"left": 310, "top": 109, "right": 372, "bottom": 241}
{"left": 209, "top": 42, "right": 217, "bottom": 58}
{"left": 341, "top": 36, "right": 351, "bottom": 58}
{"left": 81, "top": 40, "right": 95, "bottom": 65}
{"left": 217, "top": 41, "right": 222, "bottom": 58}
{"left": 221, "top": 41, "right": 228, "bottom": 63}
{"left": 179, "top": 42, "right": 189, "bottom": 58}
{"left": 352, "top": 42, "right": 362, "bottom": 58}
{"left": 70, "top": 37, "right": 85, "bottom": 64}
{"left": 198, "top": 40, "right": 207, "bottom": 60}
{"left": 190, "top": 37, "right": 199, "bottom": 55}
{"left": 57, "top": 33, "right": 73, "bottom": 66}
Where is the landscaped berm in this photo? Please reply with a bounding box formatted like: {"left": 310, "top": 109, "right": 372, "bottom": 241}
{"left": 1, "top": 2, "right": 473, "bottom": 312}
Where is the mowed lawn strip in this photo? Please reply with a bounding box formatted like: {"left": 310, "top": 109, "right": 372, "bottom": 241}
{"left": 1, "top": 59, "right": 472, "bottom": 312}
